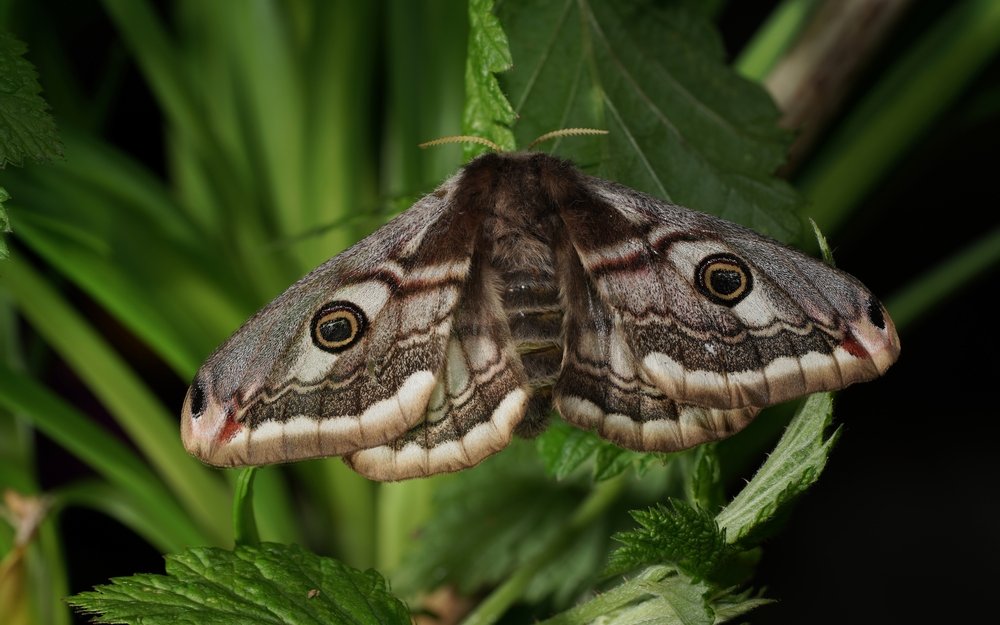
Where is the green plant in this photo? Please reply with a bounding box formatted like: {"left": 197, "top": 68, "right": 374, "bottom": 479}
{"left": 1, "top": 1, "right": 998, "bottom": 624}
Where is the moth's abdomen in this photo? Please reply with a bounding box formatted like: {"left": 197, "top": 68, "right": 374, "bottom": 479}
{"left": 502, "top": 270, "right": 563, "bottom": 391}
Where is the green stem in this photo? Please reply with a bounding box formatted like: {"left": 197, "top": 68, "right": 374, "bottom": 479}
{"left": 327, "top": 461, "right": 376, "bottom": 569}
{"left": 797, "top": 0, "right": 1000, "bottom": 232}
{"left": 36, "top": 518, "right": 72, "bottom": 625}
{"left": 376, "top": 478, "right": 436, "bottom": 574}
{"left": 886, "top": 225, "right": 1000, "bottom": 332}
{"left": 461, "top": 476, "right": 628, "bottom": 625}
{"left": 232, "top": 468, "right": 260, "bottom": 546}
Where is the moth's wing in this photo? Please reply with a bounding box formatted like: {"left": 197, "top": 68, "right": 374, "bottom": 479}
{"left": 552, "top": 228, "right": 758, "bottom": 452}
{"left": 558, "top": 176, "right": 900, "bottom": 414}
{"left": 346, "top": 253, "right": 532, "bottom": 481}
{"left": 182, "top": 177, "right": 484, "bottom": 467}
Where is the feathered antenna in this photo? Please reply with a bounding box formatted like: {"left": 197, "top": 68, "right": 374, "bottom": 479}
{"left": 418, "top": 128, "right": 608, "bottom": 152}
{"left": 418, "top": 135, "right": 505, "bottom": 152}
{"left": 526, "top": 128, "right": 608, "bottom": 150}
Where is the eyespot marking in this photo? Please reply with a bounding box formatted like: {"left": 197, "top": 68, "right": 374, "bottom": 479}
{"left": 695, "top": 253, "right": 753, "bottom": 306}
{"left": 311, "top": 301, "right": 367, "bottom": 353}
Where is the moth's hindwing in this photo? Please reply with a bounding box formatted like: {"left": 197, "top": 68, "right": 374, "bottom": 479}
{"left": 552, "top": 224, "right": 758, "bottom": 451}
{"left": 346, "top": 253, "right": 531, "bottom": 480}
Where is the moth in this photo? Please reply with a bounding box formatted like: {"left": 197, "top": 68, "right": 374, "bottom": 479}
{"left": 181, "top": 151, "right": 900, "bottom": 481}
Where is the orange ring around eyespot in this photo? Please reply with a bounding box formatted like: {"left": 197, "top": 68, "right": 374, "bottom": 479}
{"left": 311, "top": 301, "right": 367, "bottom": 352}
{"left": 695, "top": 254, "right": 753, "bottom": 306}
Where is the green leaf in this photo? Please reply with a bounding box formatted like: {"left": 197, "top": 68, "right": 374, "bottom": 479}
{"left": 536, "top": 420, "right": 602, "bottom": 479}
{"left": 0, "top": 31, "right": 63, "bottom": 167}
{"left": 685, "top": 445, "right": 724, "bottom": 512}
{"left": 539, "top": 566, "right": 769, "bottom": 625}
{"left": 499, "top": 0, "right": 802, "bottom": 241}
{"left": 593, "top": 445, "right": 643, "bottom": 482}
{"left": 606, "top": 500, "right": 729, "bottom": 581}
{"left": 536, "top": 420, "right": 664, "bottom": 482}
{"left": 710, "top": 588, "right": 774, "bottom": 623}
{"left": 463, "top": 0, "right": 517, "bottom": 158}
{"left": 68, "top": 543, "right": 410, "bottom": 625}
{"left": 538, "top": 566, "right": 714, "bottom": 625}
{"left": 715, "top": 393, "right": 839, "bottom": 544}
{"left": 395, "top": 441, "right": 605, "bottom": 606}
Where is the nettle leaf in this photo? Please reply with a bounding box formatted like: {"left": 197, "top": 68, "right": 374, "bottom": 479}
{"left": 0, "top": 31, "right": 62, "bottom": 167}
{"left": 536, "top": 419, "right": 603, "bottom": 479}
{"left": 540, "top": 565, "right": 768, "bottom": 625}
{"left": 68, "top": 543, "right": 410, "bottom": 625}
{"left": 539, "top": 566, "right": 768, "bottom": 625}
{"left": 685, "top": 444, "right": 724, "bottom": 512}
{"left": 498, "top": 0, "right": 801, "bottom": 242}
{"left": 710, "top": 588, "right": 773, "bottom": 623}
{"left": 395, "top": 441, "right": 605, "bottom": 606}
{"left": 606, "top": 500, "right": 729, "bottom": 581}
{"left": 536, "top": 420, "right": 665, "bottom": 482}
{"left": 463, "top": 0, "right": 517, "bottom": 158}
{"left": 715, "top": 393, "right": 840, "bottom": 544}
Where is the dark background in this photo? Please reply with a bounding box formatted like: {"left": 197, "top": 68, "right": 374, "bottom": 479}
{"left": 10, "top": 1, "right": 999, "bottom": 624}
{"left": 719, "top": 3, "right": 1000, "bottom": 623}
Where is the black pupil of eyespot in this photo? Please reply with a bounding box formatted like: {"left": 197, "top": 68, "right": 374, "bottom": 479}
{"left": 711, "top": 269, "right": 743, "bottom": 295}
{"left": 320, "top": 316, "right": 353, "bottom": 343}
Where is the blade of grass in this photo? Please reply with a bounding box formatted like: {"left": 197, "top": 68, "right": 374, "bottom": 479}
{"left": 300, "top": 0, "right": 380, "bottom": 265}
{"left": 8, "top": 199, "right": 247, "bottom": 378}
{"left": 735, "top": 0, "right": 820, "bottom": 80}
{"left": 102, "top": 0, "right": 300, "bottom": 297}
{"left": 0, "top": 258, "right": 230, "bottom": 543}
{"left": 54, "top": 481, "right": 193, "bottom": 554}
{"left": 231, "top": 3, "right": 306, "bottom": 260}
{"left": 98, "top": 0, "right": 203, "bottom": 155}
{"left": 796, "top": 0, "right": 1000, "bottom": 232}
{"left": 0, "top": 364, "right": 209, "bottom": 549}
{"left": 382, "top": 0, "right": 467, "bottom": 198}
{"left": 0, "top": 129, "right": 262, "bottom": 376}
